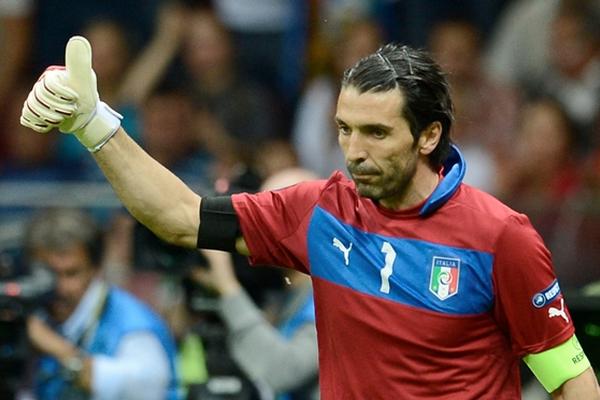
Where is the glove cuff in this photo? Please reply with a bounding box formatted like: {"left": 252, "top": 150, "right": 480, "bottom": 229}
{"left": 74, "top": 102, "right": 122, "bottom": 152}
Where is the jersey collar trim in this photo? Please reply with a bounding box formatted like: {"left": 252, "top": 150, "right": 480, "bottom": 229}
{"left": 419, "top": 144, "right": 466, "bottom": 216}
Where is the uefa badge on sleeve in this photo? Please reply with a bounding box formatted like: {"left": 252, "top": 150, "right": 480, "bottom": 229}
{"left": 429, "top": 256, "right": 460, "bottom": 301}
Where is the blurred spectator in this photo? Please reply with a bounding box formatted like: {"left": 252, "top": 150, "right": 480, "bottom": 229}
{"left": 0, "top": 0, "right": 33, "bottom": 161}
{"left": 429, "top": 19, "right": 520, "bottom": 194}
{"left": 31, "top": 0, "right": 160, "bottom": 72}
{"left": 0, "top": 0, "right": 33, "bottom": 106}
{"left": 486, "top": 0, "right": 600, "bottom": 153}
{"left": 192, "top": 168, "right": 319, "bottom": 400}
{"left": 0, "top": 85, "right": 76, "bottom": 235}
{"left": 24, "top": 208, "right": 179, "bottom": 400}
{"left": 292, "top": 18, "right": 382, "bottom": 178}
{"left": 370, "top": 0, "right": 507, "bottom": 48}
{"left": 531, "top": 0, "right": 600, "bottom": 152}
{"left": 140, "top": 86, "right": 214, "bottom": 191}
{"left": 497, "top": 99, "right": 581, "bottom": 257}
{"left": 117, "top": 2, "right": 188, "bottom": 104}
{"left": 85, "top": 20, "right": 132, "bottom": 108}
{"left": 485, "top": 0, "right": 559, "bottom": 88}
{"left": 118, "top": 4, "right": 283, "bottom": 183}
{"left": 499, "top": 99, "right": 580, "bottom": 207}
{"left": 213, "top": 0, "right": 292, "bottom": 99}
{"left": 548, "top": 150, "right": 600, "bottom": 289}
{"left": 0, "top": 86, "right": 68, "bottom": 182}
{"left": 252, "top": 139, "right": 299, "bottom": 181}
{"left": 182, "top": 8, "right": 281, "bottom": 172}
{"left": 212, "top": 136, "right": 300, "bottom": 195}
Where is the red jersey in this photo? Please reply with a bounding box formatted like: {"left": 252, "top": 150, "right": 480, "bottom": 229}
{"left": 231, "top": 149, "right": 574, "bottom": 399}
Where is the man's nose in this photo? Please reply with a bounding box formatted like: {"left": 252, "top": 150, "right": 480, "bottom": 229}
{"left": 344, "top": 133, "right": 368, "bottom": 162}
{"left": 55, "top": 276, "right": 70, "bottom": 296}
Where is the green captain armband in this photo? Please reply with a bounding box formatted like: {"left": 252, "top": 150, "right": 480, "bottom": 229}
{"left": 524, "top": 334, "right": 591, "bottom": 393}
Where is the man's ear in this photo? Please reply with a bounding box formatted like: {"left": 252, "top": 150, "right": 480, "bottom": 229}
{"left": 418, "top": 121, "right": 442, "bottom": 155}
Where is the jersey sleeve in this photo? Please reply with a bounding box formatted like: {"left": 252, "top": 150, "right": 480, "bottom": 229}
{"left": 232, "top": 179, "right": 327, "bottom": 273}
{"left": 492, "top": 214, "right": 574, "bottom": 357}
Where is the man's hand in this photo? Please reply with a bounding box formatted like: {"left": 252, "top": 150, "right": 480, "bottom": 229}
{"left": 191, "top": 250, "right": 242, "bottom": 297}
{"left": 20, "top": 66, "right": 78, "bottom": 133}
{"left": 20, "top": 36, "right": 122, "bottom": 152}
{"left": 27, "top": 315, "right": 78, "bottom": 362}
{"left": 27, "top": 316, "right": 93, "bottom": 390}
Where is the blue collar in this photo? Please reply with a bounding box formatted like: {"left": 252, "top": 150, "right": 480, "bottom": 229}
{"left": 419, "top": 144, "right": 466, "bottom": 216}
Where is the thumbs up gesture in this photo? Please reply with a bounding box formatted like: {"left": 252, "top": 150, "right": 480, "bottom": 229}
{"left": 21, "top": 36, "right": 122, "bottom": 152}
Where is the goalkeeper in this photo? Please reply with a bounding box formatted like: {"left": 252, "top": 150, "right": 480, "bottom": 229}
{"left": 20, "top": 36, "right": 600, "bottom": 399}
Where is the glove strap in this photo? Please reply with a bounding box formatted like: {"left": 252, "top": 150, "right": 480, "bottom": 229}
{"left": 75, "top": 102, "right": 122, "bottom": 152}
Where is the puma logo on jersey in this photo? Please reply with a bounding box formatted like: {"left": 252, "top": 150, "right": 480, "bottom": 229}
{"left": 332, "top": 237, "right": 352, "bottom": 266}
{"left": 548, "top": 298, "right": 569, "bottom": 323}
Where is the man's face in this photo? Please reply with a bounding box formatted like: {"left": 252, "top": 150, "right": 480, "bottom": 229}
{"left": 550, "top": 14, "right": 596, "bottom": 78}
{"left": 336, "top": 86, "right": 421, "bottom": 209}
{"left": 36, "top": 245, "right": 96, "bottom": 323}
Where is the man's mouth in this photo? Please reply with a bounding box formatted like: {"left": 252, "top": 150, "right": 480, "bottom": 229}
{"left": 352, "top": 173, "right": 377, "bottom": 183}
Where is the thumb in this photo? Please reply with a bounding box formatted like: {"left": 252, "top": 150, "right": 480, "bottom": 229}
{"left": 65, "top": 36, "right": 94, "bottom": 94}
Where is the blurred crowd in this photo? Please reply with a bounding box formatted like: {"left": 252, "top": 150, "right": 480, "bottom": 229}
{"left": 0, "top": 0, "right": 599, "bottom": 399}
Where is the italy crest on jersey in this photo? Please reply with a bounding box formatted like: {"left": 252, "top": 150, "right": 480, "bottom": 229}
{"left": 429, "top": 256, "right": 460, "bottom": 300}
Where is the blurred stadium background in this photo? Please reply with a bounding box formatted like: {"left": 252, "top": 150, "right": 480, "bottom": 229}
{"left": 0, "top": 0, "right": 599, "bottom": 399}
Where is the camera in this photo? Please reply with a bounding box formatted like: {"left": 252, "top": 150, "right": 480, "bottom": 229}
{"left": 0, "top": 249, "right": 55, "bottom": 399}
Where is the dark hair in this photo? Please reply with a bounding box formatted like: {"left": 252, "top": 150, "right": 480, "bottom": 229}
{"left": 341, "top": 43, "right": 454, "bottom": 168}
{"left": 24, "top": 208, "right": 103, "bottom": 267}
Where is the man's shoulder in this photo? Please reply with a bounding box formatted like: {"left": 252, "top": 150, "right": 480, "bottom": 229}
{"left": 452, "top": 183, "right": 523, "bottom": 223}
{"left": 438, "top": 184, "right": 535, "bottom": 252}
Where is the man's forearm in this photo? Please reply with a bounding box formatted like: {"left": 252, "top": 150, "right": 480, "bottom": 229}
{"left": 93, "top": 128, "right": 200, "bottom": 248}
{"left": 0, "top": 15, "right": 31, "bottom": 100}
{"left": 552, "top": 367, "right": 600, "bottom": 400}
{"left": 221, "top": 290, "right": 318, "bottom": 392}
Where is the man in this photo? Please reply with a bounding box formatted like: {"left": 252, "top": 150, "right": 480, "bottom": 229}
{"left": 20, "top": 36, "right": 600, "bottom": 399}
{"left": 24, "top": 208, "right": 179, "bottom": 400}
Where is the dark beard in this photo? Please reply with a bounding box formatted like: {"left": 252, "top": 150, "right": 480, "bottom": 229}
{"left": 349, "top": 150, "right": 418, "bottom": 204}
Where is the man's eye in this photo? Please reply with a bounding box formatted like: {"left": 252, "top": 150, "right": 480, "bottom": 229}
{"left": 338, "top": 126, "right": 351, "bottom": 135}
{"left": 372, "top": 130, "right": 387, "bottom": 139}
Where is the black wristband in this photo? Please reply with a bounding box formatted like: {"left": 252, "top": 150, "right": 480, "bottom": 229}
{"left": 197, "top": 196, "right": 240, "bottom": 252}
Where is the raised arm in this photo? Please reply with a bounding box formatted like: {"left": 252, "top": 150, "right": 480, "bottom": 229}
{"left": 117, "top": 3, "right": 187, "bottom": 106}
{"left": 0, "top": 4, "right": 33, "bottom": 105}
{"left": 20, "top": 36, "right": 206, "bottom": 249}
{"left": 93, "top": 128, "right": 200, "bottom": 247}
{"left": 192, "top": 250, "right": 318, "bottom": 393}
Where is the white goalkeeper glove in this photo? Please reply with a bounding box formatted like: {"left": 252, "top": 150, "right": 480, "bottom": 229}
{"left": 20, "top": 36, "right": 122, "bottom": 152}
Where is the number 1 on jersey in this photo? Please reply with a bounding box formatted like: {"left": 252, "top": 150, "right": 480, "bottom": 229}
{"left": 379, "top": 241, "right": 396, "bottom": 294}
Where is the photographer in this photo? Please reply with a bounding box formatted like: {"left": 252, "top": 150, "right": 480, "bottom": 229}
{"left": 192, "top": 169, "right": 319, "bottom": 400}
{"left": 23, "top": 208, "right": 179, "bottom": 400}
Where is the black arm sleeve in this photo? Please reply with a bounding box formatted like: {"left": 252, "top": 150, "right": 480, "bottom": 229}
{"left": 197, "top": 196, "right": 241, "bottom": 252}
